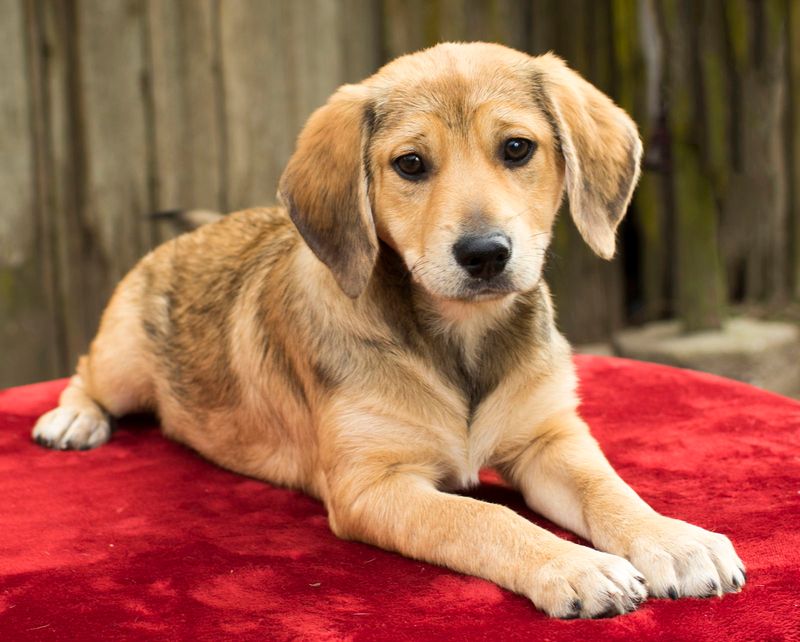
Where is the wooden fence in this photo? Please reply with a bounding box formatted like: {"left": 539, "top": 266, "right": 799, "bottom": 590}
{"left": 1, "top": 0, "right": 799, "bottom": 386}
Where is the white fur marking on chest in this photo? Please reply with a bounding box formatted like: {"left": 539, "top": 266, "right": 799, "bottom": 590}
{"left": 435, "top": 295, "right": 517, "bottom": 371}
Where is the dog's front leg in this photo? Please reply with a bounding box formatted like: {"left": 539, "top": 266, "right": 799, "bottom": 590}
{"left": 500, "top": 410, "right": 746, "bottom": 600}
{"left": 322, "top": 417, "right": 646, "bottom": 618}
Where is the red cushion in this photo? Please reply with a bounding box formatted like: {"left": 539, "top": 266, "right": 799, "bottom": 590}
{"left": 1, "top": 356, "right": 798, "bottom": 640}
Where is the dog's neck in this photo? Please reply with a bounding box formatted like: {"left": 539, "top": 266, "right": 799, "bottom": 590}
{"left": 371, "top": 243, "right": 521, "bottom": 352}
{"left": 368, "top": 244, "right": 549, "bottom": 417}
{"left": 416, "top": 293, "right": 519, "bottom": 370}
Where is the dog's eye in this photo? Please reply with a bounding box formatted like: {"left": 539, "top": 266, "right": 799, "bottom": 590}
{"left": 393, "top": 153, "right": 427, "bottom": 180}
{"left": 503, "top": 138, "right": 536, "bottom": 166}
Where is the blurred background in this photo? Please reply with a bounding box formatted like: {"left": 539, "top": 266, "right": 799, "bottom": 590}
{"left": 2, "top": 0, "right": 800, "bottom": 393}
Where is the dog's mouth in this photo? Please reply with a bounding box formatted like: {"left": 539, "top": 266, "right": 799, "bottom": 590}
{"left": 453, "top": 276, "right": 517, "bottom": 301}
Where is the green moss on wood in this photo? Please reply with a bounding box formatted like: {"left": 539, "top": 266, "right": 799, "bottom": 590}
{"left": 664, "top": 0, "right": 727, "bottom": 331}
{"left": 700, "top": 3, "right": 728, "bottom": 190}
{"left": 634, "top": 173, "right": 667, "bottom": 320}
{"left": 765, "top": 0, "right": 786, "bottom": 45}
{"left": 725, "top": 0, "right": 749, "bottom": 70}
{"left": 788, "top": 0, "right": 800, "bottom": 298}
{"left": 673, "top": 144, "right": 726, "bottom": 332}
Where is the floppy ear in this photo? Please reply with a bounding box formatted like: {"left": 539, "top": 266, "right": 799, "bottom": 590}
{"left": 533, "top": 54, "right": 642, "bottom": 259}
{"left": 278, "top": 84, "right": 378, "bottom": 298}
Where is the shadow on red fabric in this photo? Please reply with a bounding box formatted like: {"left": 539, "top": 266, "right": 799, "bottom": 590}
{"left": 1, "top": 356, "right": 798, "bottom": 641}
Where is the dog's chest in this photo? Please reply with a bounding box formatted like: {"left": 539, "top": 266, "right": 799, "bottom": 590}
{"left": 438, "top": 406, "right": 505, "bottom": 490}
{"left": 432, "top": 345, "right": 516, "bottom": 490}
{"left": 427, "top": 303, "right": 552, "bottom": 488}
{"left": 430, "top": 315, "right": 520, "bottom": 426}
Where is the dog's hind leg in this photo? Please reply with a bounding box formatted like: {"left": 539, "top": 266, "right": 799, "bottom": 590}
{"left": 33, "top": 270, "right": 156, "bottom": 450}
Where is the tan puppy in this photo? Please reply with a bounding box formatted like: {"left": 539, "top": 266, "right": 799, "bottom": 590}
{"left": 33, "top": 43, "right": 745, "bottom": 618}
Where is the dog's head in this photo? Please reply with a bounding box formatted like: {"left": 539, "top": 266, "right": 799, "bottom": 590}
{"left": 279, "top": 43, "right": 641, "bottom": 300}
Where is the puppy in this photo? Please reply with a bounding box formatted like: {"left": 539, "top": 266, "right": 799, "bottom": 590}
{"left": 33, "top": 43, "right": 745, "bottom": 618}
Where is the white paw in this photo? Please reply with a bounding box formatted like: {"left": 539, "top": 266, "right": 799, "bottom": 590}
{"left": 32, "top": 406, "right": 111, "bottom": 451}
{"left": 627, "top": 516, "right": 746, "bottom": 599}
{"left": 529, "top": 545, "right": 647, "bottom": 619}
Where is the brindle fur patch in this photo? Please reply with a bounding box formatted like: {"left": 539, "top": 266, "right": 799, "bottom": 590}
{"left": 140, "top": 212, "right": 299, "bottom": 411}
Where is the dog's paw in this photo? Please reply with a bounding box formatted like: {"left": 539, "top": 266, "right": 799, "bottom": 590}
{"left": 626, "top": 516, "right": 745, "bottom": 599}
{"left": 32, "top": 406, "right": 111, "bottom": 450}
{"left": 528, "top": 545, "right": 647, "bottom": 619}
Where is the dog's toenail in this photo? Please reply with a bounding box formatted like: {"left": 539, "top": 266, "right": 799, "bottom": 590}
{"left": 667, "top": 586, "right": 678, "bottom": 600}
{"left": 562, "top": 599, "right": 582, "bottom": 619}
{"left": 595, "top": 605, "right": 619, "bottom": 619}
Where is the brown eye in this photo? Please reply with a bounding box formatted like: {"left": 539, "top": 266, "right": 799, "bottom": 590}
{"left": 503, "top": 138, "right": 535, "bottom": 165}
{"left": 393, "top": 153, "right": 427, "bottom": 179}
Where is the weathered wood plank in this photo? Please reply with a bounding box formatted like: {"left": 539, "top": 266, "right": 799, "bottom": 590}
{"left": 219, "top": 0, "right": 295, "bottom": 211}
{"left": 77, "top": 0, "right": 151, "bottom": 281}
{"left": 530, "top": 0, "right": 560, "bottom": 55}
{"left": 432, "top": 0, "right": 529, "bottom": 47}
{"left": 288, "top": 0, "right": 347, "bottom": 123}
{"left": 789, "top": 0, "right": 800, "bottom": 298}
{"left": 28, "top": 0, "right": 153, "bottom": 371}
{"left": 662, "top": 0, "right": 726, "bottom": 331}
{"left": 382, "top": 0, "right": 437, "bottom": 58}
{"left": 621, "top": 0, "right": 670, "bottom": 322}
{"left": 539, "top": 0, "right": 626, "bottom": 343}
{"left": 146, "top": 0, "right": 225, "bottom": 230}
{"left": 0, "top": 0, "right": 33, "bottom": 276}
{"left": 490, "top": 0, "right": 530, "bottom": 50}
{"left": 35, "top": 0, "right": 97, "bottom": 369}
{"left": 340, "top": 0, "right": 383, "bottom": 81}
{"left": 0, "top": 0, "right": 60, "bottom": 387}
{"left": 721, "top": 0, "right": 788, "bottom": 304}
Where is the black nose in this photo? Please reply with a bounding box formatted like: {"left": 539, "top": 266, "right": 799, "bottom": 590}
{"left": 453, "top": 233, "right": 512, "bottom": 280}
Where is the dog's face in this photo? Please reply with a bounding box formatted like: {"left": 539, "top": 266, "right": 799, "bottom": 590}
{"left": 367, "top": 54, "right": 563, "bottom": 301}
{"left": 280, "top": 43, "right": 641, "bottom": 300}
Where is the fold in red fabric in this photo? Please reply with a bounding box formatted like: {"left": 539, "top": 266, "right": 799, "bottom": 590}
{"left": 1, "top": 356, "right": 799, "bottom": 641}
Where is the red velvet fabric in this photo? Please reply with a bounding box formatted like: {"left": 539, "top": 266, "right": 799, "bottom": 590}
{"left": 1, "top": 356, "right": 799, "bottom": 641}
